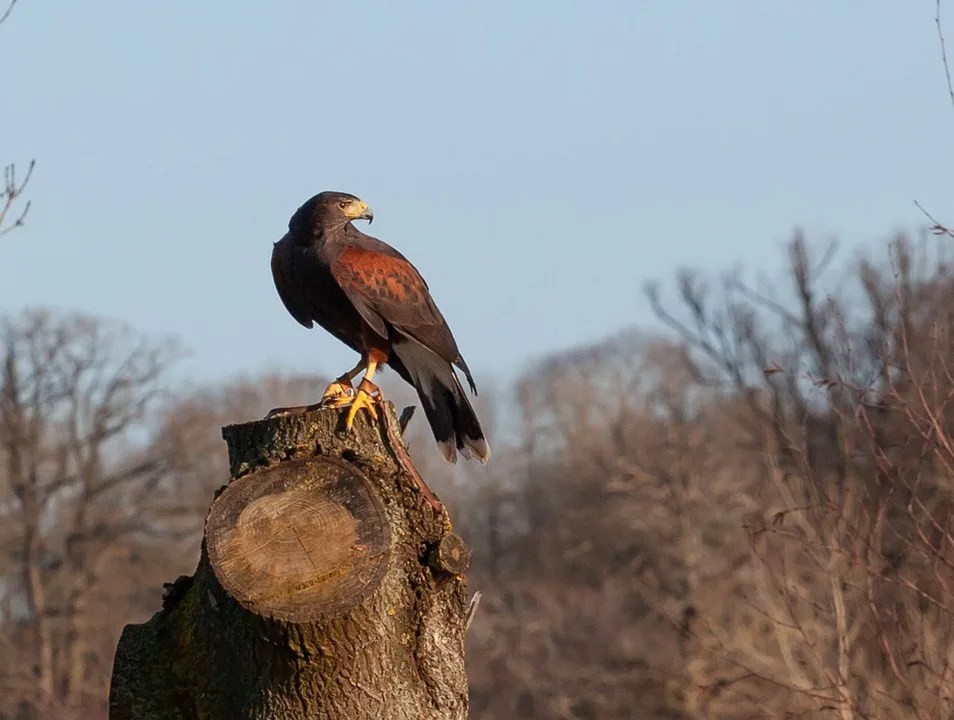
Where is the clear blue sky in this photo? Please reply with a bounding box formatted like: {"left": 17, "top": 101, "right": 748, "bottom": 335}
{"left": 2, "top": 1, "right": 952, "bottom": 390}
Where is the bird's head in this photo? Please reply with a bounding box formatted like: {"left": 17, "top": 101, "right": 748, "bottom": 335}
{"left": 290, "top": 191, "right": 374, "bottom": 239}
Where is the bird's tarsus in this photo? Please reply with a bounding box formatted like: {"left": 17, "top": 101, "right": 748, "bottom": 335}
{"left": 264, "top": 378, "right": 381, "bottom": 426}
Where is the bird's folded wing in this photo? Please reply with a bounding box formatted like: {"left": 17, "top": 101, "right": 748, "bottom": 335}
{"left": 330, "top": 246, "right": 461, "bottom": 361}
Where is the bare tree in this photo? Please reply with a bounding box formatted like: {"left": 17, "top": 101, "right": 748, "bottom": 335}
{"left": 461, "top": 233, "right": 954, "bottom": 719}
{"left": 646, "top": 234, "right": 954, "bottom": 717}
{"left": 0, "top": 309, "right": 179, "bottom": 718}
{"left": 464, "top": 332, "right": 749, "bottom": 719}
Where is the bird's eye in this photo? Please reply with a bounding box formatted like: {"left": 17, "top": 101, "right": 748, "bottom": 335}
{"left": 338, "top": 201, "right": 349, "bottom": 209}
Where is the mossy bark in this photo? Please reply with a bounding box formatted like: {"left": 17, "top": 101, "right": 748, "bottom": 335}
{"left": 108, "top": 403, "right": 471, "bottom": 720}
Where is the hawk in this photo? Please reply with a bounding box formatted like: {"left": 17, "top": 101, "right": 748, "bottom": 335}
{"left": 269, "top": 191, "right": 490, "bottom": 464}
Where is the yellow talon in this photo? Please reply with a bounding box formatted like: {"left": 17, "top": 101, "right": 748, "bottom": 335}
{"left": 320, "top": 380, "right": 355, "bottom": 409}
{"left": 345, "top": 388, "right": 379, "bottom": 430}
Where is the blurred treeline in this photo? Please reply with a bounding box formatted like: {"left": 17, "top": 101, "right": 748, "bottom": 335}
{"left": 5, "top": 231, "right": 954, "bottom": 718}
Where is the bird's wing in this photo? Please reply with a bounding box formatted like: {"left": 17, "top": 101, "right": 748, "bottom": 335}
{"left": 330, "top": 245, "right": 462, "bottom": 362}
{"left": 271, "top": 236, "right": 316, "bottom": 329}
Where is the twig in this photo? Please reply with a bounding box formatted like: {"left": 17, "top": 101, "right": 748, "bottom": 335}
{"left": 0, "top": 0, "right": 18, "bottom": 28}
{"left": 914, "top": 200, "right": 954, "bottom": 239}
{"left": 912, "top": 4, "right": 954, "bottom": 240}
{"left": 464, "top": 590, "right": 481, "bottom": 634}
{"left": 938, "top": 0, "right": 954, "bottom": 115}
{"left": 0, "top": 160, "right": 35, "bottom": 239}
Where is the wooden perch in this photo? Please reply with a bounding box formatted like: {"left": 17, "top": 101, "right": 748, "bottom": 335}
{"left": 108, "top": 402, "right": 472, "bottom": 720}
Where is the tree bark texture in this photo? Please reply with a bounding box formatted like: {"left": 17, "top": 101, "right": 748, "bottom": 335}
{"left": 108, "top": 403, "right": 472, "bottom": 720}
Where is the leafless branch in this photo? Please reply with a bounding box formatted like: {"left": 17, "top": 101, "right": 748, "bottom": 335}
{"left": 464, "top": 590, "right": 481, "bottom": 634}
{"left": 0, "top": 160, "right": 35, "bottom": 239}
{"left": 914, "top": 200, "right": 954, "bottom": 240}
{"left": 912, "top": 3, "right": 954, "bottom": 244}
{"left": 0, "top": 0, "right": 18, "bottom": 28}
{"left": 938, "top": 0, "right": 954, "bottom": 116}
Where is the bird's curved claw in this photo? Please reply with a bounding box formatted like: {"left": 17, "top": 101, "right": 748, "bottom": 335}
{"left": 320, "top": 380, "right": 356, "bottom": 409}
{"left": 345, "top": 384, "right": 380, "bottom": 430}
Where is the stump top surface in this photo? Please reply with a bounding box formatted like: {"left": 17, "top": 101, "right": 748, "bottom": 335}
{"left": 205, "top": 454, "right": 390, "bottom": 622}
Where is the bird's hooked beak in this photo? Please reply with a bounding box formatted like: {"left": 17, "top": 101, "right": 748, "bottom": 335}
{"left": 342, "top": 199, "right": 374, "bottom": 224}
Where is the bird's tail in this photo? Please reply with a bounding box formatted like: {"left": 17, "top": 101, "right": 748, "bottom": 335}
{"left": 392, "top": 339, "right": 490, "bottom": 464}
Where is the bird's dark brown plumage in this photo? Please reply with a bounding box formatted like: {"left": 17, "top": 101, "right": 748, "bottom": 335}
{"left": 270, "top": 190, "right": 489, "bottom": 464}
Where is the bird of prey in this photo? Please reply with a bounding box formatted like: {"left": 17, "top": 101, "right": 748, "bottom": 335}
{"left": 269, "top": 191, "right": 490, "bottom": 465}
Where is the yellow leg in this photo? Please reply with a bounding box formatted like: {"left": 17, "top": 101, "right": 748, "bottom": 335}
{"left": 345, "top": 358, "right": 382, "bottom": 429}
{"left": 265, "top": 357, "right": 371, "bottom": 420}
{"left": 320, "top": 357, "right": 367, "bottom": 408}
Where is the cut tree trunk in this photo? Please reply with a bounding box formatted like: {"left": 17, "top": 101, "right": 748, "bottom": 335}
{"left": 108, "top": 402, "right": 472, "bottom": 720}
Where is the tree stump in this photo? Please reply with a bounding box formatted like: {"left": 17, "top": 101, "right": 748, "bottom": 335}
{"left": 108, "top": 403, "right": 472, "bottom": 720}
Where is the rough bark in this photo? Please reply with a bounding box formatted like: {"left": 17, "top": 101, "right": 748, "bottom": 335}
{"left": 108, "top": 402, "right": 471, "bottom": 720}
